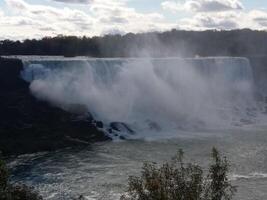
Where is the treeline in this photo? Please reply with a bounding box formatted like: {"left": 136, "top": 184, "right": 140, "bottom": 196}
{"left": 1, "top": 29, "right": 267, "bottom": 57}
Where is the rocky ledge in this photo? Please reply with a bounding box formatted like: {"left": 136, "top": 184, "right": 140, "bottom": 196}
{"left": 0, "top": 57, "right": 110, "bottom": 156}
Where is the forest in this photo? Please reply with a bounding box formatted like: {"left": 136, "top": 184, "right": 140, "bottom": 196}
{"left": 1, "top": 29, "right": 267, "bottom": 57}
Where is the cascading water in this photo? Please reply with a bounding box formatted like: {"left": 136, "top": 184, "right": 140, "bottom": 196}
{"left": 20, "top": 56, "right": 261, "bottom": 139}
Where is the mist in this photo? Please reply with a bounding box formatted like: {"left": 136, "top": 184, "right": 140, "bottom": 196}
{"left": 20, "top": 56, "right": 260, "bottom": 139}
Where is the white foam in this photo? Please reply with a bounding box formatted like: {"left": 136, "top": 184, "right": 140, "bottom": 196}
{"left": 231, "top": 172, "right": 267, "bottom": 181}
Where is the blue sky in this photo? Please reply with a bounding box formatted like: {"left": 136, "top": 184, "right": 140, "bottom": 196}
{"left": 242, "top": 0, "right": 266, "bottom": 9}
{"left": 0, "top": 0, "right": 267, "bottom": 39}
{"left": 1, "top": 0, "right": 265, "bottom": 12}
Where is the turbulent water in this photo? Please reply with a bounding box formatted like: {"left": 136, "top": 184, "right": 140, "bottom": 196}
{"left": 9, "top": 130, "right": 267, "bottom": 200}
{"left": 7, "top": 56, "right": 267, "bottom": 199}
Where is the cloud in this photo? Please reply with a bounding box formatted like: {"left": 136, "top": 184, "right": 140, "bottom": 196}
{"left": 52, "top": 0, "right": 92, "bottom": 4}
{"left": 180, "top": 12, "right": 240, "bottom": 30}
{"left": 5, "top": 0, "right": 94, "bottom": 33}
{"left": 51, "top": 0, "right": 123, "bottom": 5}
{"left": 161, "top": 1, "right": 182, "bottom": 12}
{"left": 178, "top": 10, "right": 267, "bottom": 30}
{"left": 0, "top": 0, "right": 174, "bottom": 39}
{"left": 249, "top": 10, "right": 267, "bottom": 27}
{"left": 162, "top": 0, "right": 243, "bottom": 13}
{"left": 5, "top": 0, "right": 27, "bottom": 10}
{"left": 161, "top": 0, "right": 267, "bottom": 30}
{"left": 1, "top": 0, "right": 267, "bottom": 40}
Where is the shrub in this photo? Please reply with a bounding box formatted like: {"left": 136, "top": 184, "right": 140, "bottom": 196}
{"left": 121, "top": 148, "right": 236, "bottom": 200}
{"left": 0, "top": 154, "right": 42, "bottom": 200}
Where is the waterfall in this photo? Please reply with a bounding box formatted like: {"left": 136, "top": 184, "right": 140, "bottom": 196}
{"left": 20, "top": 56, "right": 260, "bottom": 139}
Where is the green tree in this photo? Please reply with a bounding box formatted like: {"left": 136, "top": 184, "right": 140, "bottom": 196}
{"left": 121, "top": 148, "right": 236, "bottom": 200}
{"left": 204, "top": 148, "right": 236, "bottom": 200}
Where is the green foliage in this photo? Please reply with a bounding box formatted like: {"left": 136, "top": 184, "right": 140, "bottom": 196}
{"left": 121, "top": 148, "right": 236, "bottom": 200}
{"left": 0, "top": 155, "right": 42, "bottom": 200}
{"left": 204, "top": 148, "right": 237, "bottom": 200}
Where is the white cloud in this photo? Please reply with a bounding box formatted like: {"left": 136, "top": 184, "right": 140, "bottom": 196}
{"left": 90, "top": 1, "right": 170, "bottom": 34}
{"left": 249, "top": 10, "right": 267, "bottom": 27}
{"left": 1, "top": 0, "right": 267, "bottom": 40}
{"left": 52, "top": 0, "right": 92, "bottom": 4}
{"left": 0, "top": 9, "right": 4, "bottom": 17}
{"left": 0, "top": 0, "right": 174, "bottom": 39}
{"left": 161, "top": 1, "right": 182, "bottom": 12}
{"left": 6, "top": 0, "right": 27, "bottom": 10}
{"left": 3, "top": 0, "right": 95, "bottom": 37}
{"left": 178, "top": 10, "right": 267, "bottom": 30}
{"left": 162, "top": 0, "right": 243, "bottom": 13}
{"left": 180, "top": 12, "right": 240, "bottom": 30}
{"left": 52, "top": 0, "right": 123, "bottom": 5}
{"left": 161, "top": 0, "right": 267, "bottom": 30}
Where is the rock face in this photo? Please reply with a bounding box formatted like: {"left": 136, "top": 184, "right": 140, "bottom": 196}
{"left": 0, "top": 57, "right": 110, "bottom": 156}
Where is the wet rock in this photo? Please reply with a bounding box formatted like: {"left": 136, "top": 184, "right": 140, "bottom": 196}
{"left": 110, "top": 122, "right": 134, "bottom": 134}
{"left": 119, "top": 135, "right": 126, "bottom": 140}
{"left": 96, "top": 121, "right": 104, "bottom": 129}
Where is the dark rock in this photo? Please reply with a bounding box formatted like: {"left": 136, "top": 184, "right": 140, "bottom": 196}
{"left": 96, "top": 121, "right": 104, "bottom": 129}
{"left": 0, "top": 57, "right": 110, "bottom": 156}
{"left": 110, "top": 122, "right": 134, "bottom": 134}
{"left": 119, "top": 135, "right": 126, "bottom": 140}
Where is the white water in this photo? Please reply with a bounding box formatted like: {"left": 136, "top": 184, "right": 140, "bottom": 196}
{"left": 20, "top": 56, "right": 263, "bottom": 139}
